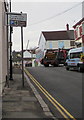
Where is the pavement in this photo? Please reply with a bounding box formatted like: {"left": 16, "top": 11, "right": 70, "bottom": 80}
{"left": 2, "top": 67, "right": 56, "bottom": 120}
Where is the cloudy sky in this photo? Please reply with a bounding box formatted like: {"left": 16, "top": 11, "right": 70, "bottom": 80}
{"left": 12, "top": 0, "right": 84, "bottom": 51}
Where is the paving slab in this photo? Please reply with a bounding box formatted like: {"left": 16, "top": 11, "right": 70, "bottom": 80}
{"left": 2, "top": 67, "right": 55, "bottom": 119}
{"left": 3, "top": 97, "right": 20, "bottom": 102}
{"left": 22, "top": 96, "right": 37, "bottom": 102}
{"left": 3, "top": 111, "right": 46, "bottom": 118}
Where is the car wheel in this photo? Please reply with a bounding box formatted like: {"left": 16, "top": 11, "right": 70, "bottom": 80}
{"left": 44, "top": 64, "right": 49, "bottom": 67}
{"left": 53, "top": 64, "right": 58, "bottom": 67}
{"left": 78, "top": 66, "right": 83, "bottom": 72}
{"left": 66, "top": 66, "right": 69, "bottom": 70}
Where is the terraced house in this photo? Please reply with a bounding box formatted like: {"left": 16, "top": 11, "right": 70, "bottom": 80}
{"left": 73, "top": 18, "right": 84, "bottom": 47}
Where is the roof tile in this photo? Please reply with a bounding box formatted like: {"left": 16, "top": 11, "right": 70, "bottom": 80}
{"left": 42, "top": 30, "right": 74, "bottom": 40}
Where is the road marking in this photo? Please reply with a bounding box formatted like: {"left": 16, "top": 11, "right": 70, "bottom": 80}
{"left": 24, "top": 73, "right": 54, "bottom": 118}
{"left": 25, "top": 68, "right": 76, "bottom": 120}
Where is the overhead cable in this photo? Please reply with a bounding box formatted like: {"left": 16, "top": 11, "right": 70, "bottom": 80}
{"left": 29, "top": 2, "right": 82, "bottom": 26}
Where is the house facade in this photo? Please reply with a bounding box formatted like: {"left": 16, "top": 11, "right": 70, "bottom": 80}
{"left": 0, "top": 1, "right": 9, "bottom": 95}
{"left": 36, "top": 29, "right": 75, "bottom": 63}
{"left": 38, "top": 30, "right": 75, "bottom": 52}
{"left": 42, "top": 30, "right": 75, "bottom": 50}
{"left": 73, "top": 18, "right": 84, "bottom": 47}
{"left": 12, "top": 50, "right": 36, "bottom": 67}
{"left": 23, "top": 50, "right": 36, "bottom": 67}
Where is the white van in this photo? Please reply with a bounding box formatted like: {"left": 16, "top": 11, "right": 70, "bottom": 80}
{"left": 65, "top": 47, "right": 84, "bottom": 72}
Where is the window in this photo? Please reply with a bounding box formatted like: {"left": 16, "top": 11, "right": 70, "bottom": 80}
{"left": 70, "top": 52, "right": 82, "bottom": 59}
{"left": 49, "top": 42, "right": 52, "bottom": 49}
{"left": 70, "top": 41, "right": 75, "bottom": 46}
{"left": 58, "top": 41, "right": 64, "bottom": 49}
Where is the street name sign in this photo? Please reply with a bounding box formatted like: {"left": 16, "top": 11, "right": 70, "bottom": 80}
{"left": 6, "top": 12, "right": 27, "bottom": 27}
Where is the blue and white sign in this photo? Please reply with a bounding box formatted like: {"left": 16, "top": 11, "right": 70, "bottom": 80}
{"left": 6, "top": 12, "right": 27, "bottom": 27}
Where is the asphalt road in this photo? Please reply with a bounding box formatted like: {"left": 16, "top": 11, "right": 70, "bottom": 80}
{"left": 26, "top": 66, "right": 83, "bottom": 119}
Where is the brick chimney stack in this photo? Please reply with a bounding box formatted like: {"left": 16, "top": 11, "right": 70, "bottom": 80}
{"left": 66, "top": 24, "right": 69, "bottom": 30}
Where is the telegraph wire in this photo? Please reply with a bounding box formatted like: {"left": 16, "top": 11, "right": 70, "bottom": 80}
{"left": 29, "top": 2, "right": 82, "bottom": 26}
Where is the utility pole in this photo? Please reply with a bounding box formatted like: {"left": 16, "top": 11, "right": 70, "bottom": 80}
{"left": 9, "top": 0, "right": 13, "bottom": 80}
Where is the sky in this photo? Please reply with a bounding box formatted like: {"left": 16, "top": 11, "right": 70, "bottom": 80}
{"left": 11, "top": 0, "right": 84, "bottom": 51}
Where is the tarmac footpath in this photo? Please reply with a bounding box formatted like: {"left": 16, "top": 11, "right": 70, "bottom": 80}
{"left": 2, "top": 67, "right": 56, "bottom": 120}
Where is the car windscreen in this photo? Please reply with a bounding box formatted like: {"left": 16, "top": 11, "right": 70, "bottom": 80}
{"left": 70, "top": 52, "right": 82, "bottom": 59}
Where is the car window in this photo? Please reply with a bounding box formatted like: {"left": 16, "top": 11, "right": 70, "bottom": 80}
{"left": 70, "top": 52, "right": 82, "bottom": 59}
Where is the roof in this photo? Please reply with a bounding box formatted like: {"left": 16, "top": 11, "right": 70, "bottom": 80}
{"left": 42, "top": 30, "right": 74, "bottom": 41}
{"left": 73, "top": 18, "right": 84, "bottom": 28}
{"left": 68, "top": 47, "right": 83, "bottom": 54}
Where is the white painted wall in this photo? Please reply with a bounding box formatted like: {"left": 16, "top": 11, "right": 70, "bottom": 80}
{"left": 82, "top": 1, "right": 84, "bottom": 18}
{"left": 39, "top": 33, "right": 74, "bottom": 51}
{"left": 24, "top": 51, "right": 36, "bottom": 58}
{"left": 46, "top": 41, "right": 58, "bottom": 49}
{"left": 0, "top": 1, "right": 7, "bottom": 95}
{"left": 24, "top": 51, "right": 31, "bottom": 58}
{"left": 46, "top": 40, "right": 72, "bottom": 49}
{"left": 0, "top": 1, "right": 3, "bottom": 96}
{"left": 64, "top": 40, "right": 71, "bottom": 49}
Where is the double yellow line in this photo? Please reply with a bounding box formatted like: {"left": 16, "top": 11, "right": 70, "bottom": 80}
{"left": 25, "top": 68, "right": 76, "bottom": 120}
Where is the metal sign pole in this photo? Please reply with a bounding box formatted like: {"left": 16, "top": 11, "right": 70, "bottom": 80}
{"left": 21, "top": 26, "right": 24, "bottom": 87}
{"left": 6, "top": 12, "right": 9, "bottom": 87}
{"left": 5, "top": 11, "right": 27, "bottom": 87}
{"left": 9, "top": 0, "right": 13, "bottom": 81}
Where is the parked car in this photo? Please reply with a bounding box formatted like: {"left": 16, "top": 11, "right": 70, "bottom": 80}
{"left": 25, "top": 61, "right": 32, "bottom": 67}
{"left": 65, "top": 47, "right": 84, "bottom": 72}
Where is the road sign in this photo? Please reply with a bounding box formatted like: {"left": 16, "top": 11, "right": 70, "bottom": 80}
{"left": 6, "top": 12, "right": 27, "bottom": 27}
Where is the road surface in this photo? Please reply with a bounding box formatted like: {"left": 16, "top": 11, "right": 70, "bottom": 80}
{"left": 25, "top": 66, "right": 83, "bottom": 119}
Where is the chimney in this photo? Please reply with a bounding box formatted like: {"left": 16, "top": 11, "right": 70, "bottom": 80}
{"left": 66, "top": 24, "right": 69, "bottom": 31}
